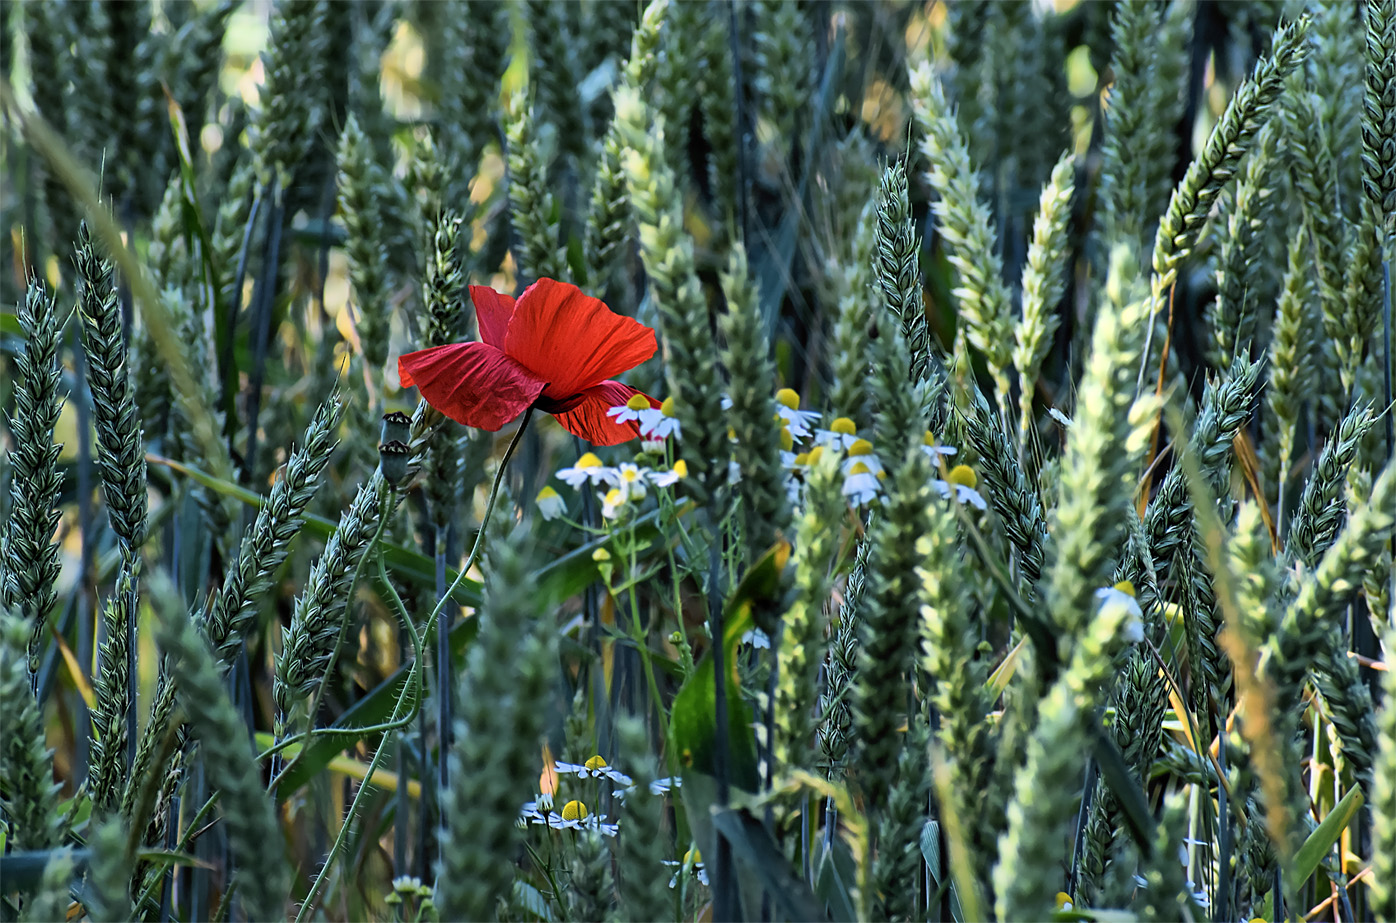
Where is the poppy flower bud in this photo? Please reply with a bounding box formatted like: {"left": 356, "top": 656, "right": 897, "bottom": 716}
{"left": 381, "top": 411, "right": 411, "bottom": 445}
{"left": 378, "top": 440, "right": 412, "bottom": 486}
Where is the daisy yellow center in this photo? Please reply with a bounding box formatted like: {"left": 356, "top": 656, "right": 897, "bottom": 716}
{"left": 776, "top": 388, "right": 800, "bottom": 410}
{"left": 604, "top": 488, "right": 623, "bottom": 505}
{"left": 575, "top": 452, "right": 603, "bottom": 469}
{"left": 848, "top": 461, "right": 872, "bottom": 475}
{"left": 660, "top": 396, "right": 677, "bottom": 417}
{"left": 830, "top": 417, "right": 856, "bottom": 436}
{"left": 626, "top": 393, "right": 650, "bottom": 411}
{"left": 584, "top": 755, "right": 608, "bottom": 772}
{"left": 923, "top": 430, "right": 938, "bottom": 446}
{"left": 807, "top": 446, "right": 824, "bottom": 464}
{"left": 848, "top": 438, "right": 874, "bottom": 457}
{"left": 561, "top": 800, "right": 588, "bottom": 821}
{"left": 780, "top": 428, "right": 794, "bottom": 451}
{"left": 1113, "top": 580, "right": 1136, "bottom": 597}
{"left": 672, "top": 459, "right": 688, "bottom": 478}
{"left": 537, "top": 486, "right": 560, "bottom": 500}
{"left": 794, "top": 452, "right": 809, "bottom": 465}
{"left": 947, "top": 464, "right": 977, "bottom": 489}
{"left": 592, "top": 548, "right": 611, "bottom": 561}
{"left": 622, "top": 468, "right": 640, "bottom": 482}
{"left": 684, "top": 847, "right": 702, "bottom": 865}
{"left": 1055, "top": 892, "right": 1073, "bottom": 911}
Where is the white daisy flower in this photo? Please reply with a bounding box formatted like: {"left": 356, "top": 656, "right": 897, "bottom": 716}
{"left": 519, "top": 792, "right": 555, "bottom": 825}
{"left": 545, "top": 800, "right": 619, "bottom": 836}
{"left": 842, "top": 461, "right": 881, "bottom": 506}
{"left": 842, "top": 439, "right": 883, "bottom": 477}
{"left": 814, "top": 416, "right": 860, "bottom": 450}
{"left": 775, "top": 388, "right": 820, "bottom": 440}
{"left": 639, "top": 396, "right": 682, "bottom": 440}
{"left": 576, "top": 755, "right": 634, "bottom": 785}
{"left": 601, "top": 487, "right": 628, "bottom": 521}
{"left": 607, "top": 392, "right": 655, "bottom": 426}
{"left": 612, "top": 776, "right": 678, "bottom": 800}
{"left": 557, "top": 452, "right": 619, "bottom": 487}
{"left": 536, "top": 486, "right": 566, "bottom": 521}
{"left": 556, "top": 756, "right": 609, "bottom": 780}
{"left": 1094, "top": 580, "right": 1145, "bottom": 643}
{"left": 921, "top": 430, "right": 958, "bottom": 459}
{"left": 663, "top": 847, "right": 709, "bottom": 888}
{"left": 649, "top": 459, "right": 687, "bottom": 487}
{"left": 932, "top": 464, "right": 987, "bottom": 510}
{"left": 616, "top": 463, "right": 649, "bottom": 502}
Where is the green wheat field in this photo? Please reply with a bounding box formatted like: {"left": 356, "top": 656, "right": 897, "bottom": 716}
{"left": 2, "top": 0, "right": 1395, "bottom": 920}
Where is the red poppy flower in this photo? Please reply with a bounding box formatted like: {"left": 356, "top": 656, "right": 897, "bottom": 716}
{"left": 398, "top": 278, "right": 660, "bottom": 446}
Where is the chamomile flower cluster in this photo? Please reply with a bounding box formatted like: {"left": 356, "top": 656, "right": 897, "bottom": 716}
{"left": 608, "top": 392, "right": 682, "bottom": 441}
{"left": 795, "top": 414, "right": 985, "bottom": 512}
{"left": 562, "top": 388, "right": 988, "bottom": 520}
{"left": 518, "top": 792, "right": 620, "bottom": 836}
{"left": 515, "top": 754, "right": 682, "bottom": 840}
{"left": 541, "top": 451, "right": 688, "bottom": 523}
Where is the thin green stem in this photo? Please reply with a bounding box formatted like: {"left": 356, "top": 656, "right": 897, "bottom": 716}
{"left": 272, "top": 480, "right": 394, "bottom": 786}
{"left": 291, "top": 412, "right": 532, "bottom": 920}
{"left": 625, "top": 539, "right": 669, "bottom": 744}
{"left": 295, "top": 548, "right": 425, "bottom": 923}
{"left": 428, "top": 407, "right": 535, "bottom": 634}
{"left": 295, "top": 646, "right": 416, "bottom": 921}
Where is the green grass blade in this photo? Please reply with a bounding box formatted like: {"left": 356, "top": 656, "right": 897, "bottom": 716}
{"left": 1291, "top": 785, "right": 1362, "bottom": 888}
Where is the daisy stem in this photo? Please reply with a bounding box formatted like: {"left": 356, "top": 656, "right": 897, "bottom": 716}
{"left": 625, "top": 542, "right": 669, "bottom": 745}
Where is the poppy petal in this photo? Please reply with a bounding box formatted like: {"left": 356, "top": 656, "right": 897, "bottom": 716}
{"left": 470, "top": 285, "right": 515, "bottom": 349}
{"left": 504, "top": 278, "right": 657, "bottom": 399}
{"left": 398, "top": 342, "right": 546, "bottom": 431}
{"left": 551, "top": 381, "right": 660, "bottom": 446}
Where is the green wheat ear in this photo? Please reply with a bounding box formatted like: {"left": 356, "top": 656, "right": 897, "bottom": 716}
{"left": 615, "top": 84, "right": 728, "bottom": 507}
{"left": 613, "top": 716, "right": 671, "bottom": 922}
{"left": 0, "top": 610, "right": 62, "bottom": 853}
{"left": 437, "top": 523, "right": 555, "bottom": 921}
{"left": 909, "top": 64, "right": 1012, "bottom": 401}
{"left": 1, "top": 278, "right": 66, "bottom": 677}
{"left": 1372, "top": 622, "right": 1396, "bottom": 921}
{"left": 249, "top": 0, "right": 329, "bottom": 192}
{"left": 337, "top": 113, "right": 394, "bottom": 379}
{"left": 1361, "top": 0, "right": 1396, "bottom": 231}
{"left": 150, "top": 571, "right": 289, "bottom": 923}
{"left": 505, "top": 89, "right": 567, "bottom": 283}
{"left": 774, "top": 451, "right": 843, "bottom": 776}
{"left": 719, "top": 248, "right": 789, "bottom": 561}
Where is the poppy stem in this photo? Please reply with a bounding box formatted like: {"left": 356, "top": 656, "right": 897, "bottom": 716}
{"left": 427, "top": 406, "right": 536, "bottom": 652}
